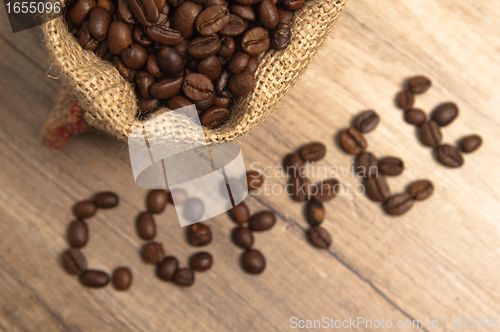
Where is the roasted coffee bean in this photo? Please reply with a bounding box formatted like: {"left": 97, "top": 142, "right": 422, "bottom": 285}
{"left": 227, "top": 52, "right": 249, "bottom": 74}
{"left": 354, "top": 110, "right": 379, "bottom": 133}
{"left": 228, "top": 71, "right": 255, "bottom": 95}
{"left": 157, "top": 256, "right": 179, "bottom": 281}
{"left": 460, "top": 134, "right": 482, "bottom": 153}
{"left": 136, "top": 212, "right": 156, "bottom": 240}
{"left": 385, "top": 193, "right": 414, "bottom": 216}
{"left": 198, "top": 55, "right": 222, "bottom": 81}
{"left": 167, "top": 188, "right": 188, "bottom": 204}
{"left": 241, "top": 249, "right": 265, "bottom": 274}
{"left": 183, "top": 73, "right": 214, "bottom": 100}
{"left": 108, "top": 21, "right": 133, "bottom": 54}
{"left": 97, "top": 0, "right": 116, "bottom": 14}
{"left": 150, "top": 76, "right": 184, "bottom": 99}
{"left": 249, "top": 211, "right": 276, "bottom": 231}
{"left": 397, "top": 90, "right": 414, "bottom": 110}
{"left": 308, "top": 226, "right": 331, "bottom": 249}
{"left": 189, "top": 252, "right": 213, "bottom": 271}
{"left": 215, "top": 70, "right": 231, "bottom": 96}
{"left": 187, "top": 222, "right": 212, "bottom": 246}
{"left": 364, "top": 175, "right": 390, "bottom": 202}
{"left": 167, "top": 0, "right": 184, "bottom": 6}
{"left": 171, "top": 1, "right": 203, "bottom": 38}
{"left": 194, "top": 94, "right": 216, "bottom": 111}
{"left": 157, "top": 47, "right": 185, "bottom": 77}
{"left": 245, "top": 56, "right": 258, "bottom": 74}
{"left": 138, "top": 98, "right": 160, "bottom": 112}
{"left": 146, "top": 26, "right": 183, "bottom": 46}
{"left": 231, "top": 226, "right": 254, "bottom": 248}
{"left": 246, "top": 170, "right": 264, "bottom": 190}
{"left": 196, "top": 5, "right": 230, "bottom": 36}
{"left": 288, "top": 175, "right": 312, "bottom": 202}
{"left": 408, "top": 75, "right": 431, "bottom": 94}
{"left": 220, "top": 14, "right": 247, "bottom": 36}
{"left": 259, "top": 0, "right": 279, "bottom": 30}
{"left": 419, "top": 120, "right": 442, "bottom": 148}
{"left": 79, "top": 21, "right": 100, "bottom": 51}
{"left": 113, "top": 56, "right": 136, "bottom": 82}
{"left": 218, "top": 37, "right": 235, "bottom": 58}
{"left": 356, "top": 152, "right": 378, "bottom": 178}
{"left": 340, "top": 127, "right": 367, "bottom": 155}
{"left": 184, "top": 198, "right": 205, "bottom": 221}
{"left": 404, "top": 108, "right": 426, "bottom": 126}
{"left": 436, "top": 144, "right": 464, "bottom": 168}
{"left": 73, "top": 200, "right": 97, "bottom": 219}
{"left": 117, "top": 0, "right": 136, "bottom": 24}
{"left": 229, "top": 3, "right": 255, "bottom": 21}
{"left": 127, "top": 0, "right": 160, "bottom": 27}
{"left": 136, "top": 71, "right": 155, "bottom": 99}
{"left": 299, "top": 142, "right": 326, "bottom": 162}
{"left": 228, "top": 201, "right": 250, "bottom": 224}
{"left": 133, "top": 26, "right": 153, "bottom": 46}
{"left": 277, "top": 8, "right": 293, "bottom": 24}
{"left": 122, "top": 43, "right": 148, "bottom": 69}
{"left": 409, "top": 180, "right": 434, "bottom": 201}
{"left": 271, "top": 23, "right": 291, "bottom": 50}
{"left": 168, "top": 95, "right": 192, "bottom": 109}
{"left": 199, "top": 106, "right": 228, "bottom": 128}
{"left": 233, "top": 0, "right": 261, "bottom": 4}
{"left": 283, "top": 0, "right": 304, "bottom": 10}
{"left": 68, "top": 220, "right": 88, "bottom": 248}
{"left": 95, "top": 40, "right": 113, "bottom": 59}
{"left": 214, "top": 96, "right": 231, "bottom": 108}
{"left": 312, "top": 178, "right": 340, "bottom": 202}
{"left": 61, "top": 248, "right": 87, "bottom": 275}
{"left": 89, "top": 6, "right": 112, "bottom": 41}
{"left": 147, "top": 189, "right": 168, "bottom": 213}
{"left": 79, "top": 270, "right": 110, "bottom": 287}
{"left": 173, "top": 268, "right": 195, "bottom": 286}
{"left": 283, "top": 152, "right": 304, "bottom": 176}
{"left": 143, "top": 242, "right": 164, "bottom": 264}
{"left": 93, "top": 191, "right": 119, "bottom": 208}
{"left": 112, "top": 267, "right": 132, "bottom": 290}
{"left": 70, "top": 0, "right": 97, "bottom": 25}
{"left": 431, "top": 102, "right": 459, "bottom": 127}
{"left": 378, "top": 157, "right": 404, "bottom": 176}
{"left": 146, "top": 53, "right": 162, "bottom": 78}
{"left": 241, "top": 27, "right": 270, "bottom": 55}
{"left": 305, "top": 200, "right": 324, "bottom": 227}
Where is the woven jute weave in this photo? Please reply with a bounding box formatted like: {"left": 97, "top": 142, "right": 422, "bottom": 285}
{"left": 42, "top": 0, "right": 347, "bottom": 145}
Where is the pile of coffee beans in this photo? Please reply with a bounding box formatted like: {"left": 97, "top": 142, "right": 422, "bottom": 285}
{"left": 340, "top": 110, "right": 434, "bottom": 216}
{"left": 64, "top": 0, "right": 305, "bottom": 126}
{"left": 397, "top": 76, "right": 483, "bottom": 167}
{"left": 282, "top": 142, "right": 338, "bottom": 249}
{"left": 61, "top": 192, "right": 133, "bottom": 290}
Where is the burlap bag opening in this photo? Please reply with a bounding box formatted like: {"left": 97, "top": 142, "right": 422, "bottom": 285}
{"left": 42, "top": 0, "right": 347, "bottom": 146}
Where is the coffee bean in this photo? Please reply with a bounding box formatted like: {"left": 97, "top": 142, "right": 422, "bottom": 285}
{"left": 146, "top": 26, "right": 183, "bottom": 46}
{"left": 171, "top": 1, "right": 203, "bottom": 38}
{"left": 246, "top": 170, "right": 264, "bottom": 190}
{"left": 288, "top": 175, "right": 312, "bottom": 202}
{"left": 214, "top": 96, "right": 232, "bottom": 108}
{"left": 136, "top": 71, "right": 155, "bottom": 99}
{"left": 404, "top": 108, "right": 426, "bottom": 126}
{"left": 227, "top": 71, "right": 254, "bottom": 96}
{"left": 173, "top": 268, "right": 195, "bottom": 286}
{"left": 68, "top": 220, "right": 89, "bottom": 248}
{"left": 70, "top": 0, "right": 97, "bottom": 25}
{"left": 187, "top": 222, "right": 212, "bottom": 246}
{"left": 198, "top": 55, "right": 222, "bottom": 81}
{"left": 147, "top": 189, "right": 168, "bottom": 214}
{"left": 168, "top": 95, "right": 192, "bottom": 109}
{"left": 61, "top": 248, "right": 87, "bottom": 275}
{"left": 277, "top": 8, "right": 293, "bottom": 24}
{"left": 73, "top": 200, "right": 97, "bottom": 219}
{"left": 157, "top": 47, "right": 185, "bottom": 77}
{"left": 94, "top": 191, "right": 119, "bottom": 208}
{"left": 354, "top": 110, "right": 380, "bottom": 133}
{"left": 157, "top": 256, "right": 179, "bottom": 281}
{"left": 196, "top": 5, "right": 230, "bottom": 36}
{"left": 233, "top": 0, "right": 261, "bottom": 5}
{"left": 184, "top": 198, "right": 205, "bottom": 221}
{"left": 189, "top": 252, "right": 213, "bottom": 271}
{"left": 299, "top": 142, "right": 326, "bottom": 162}
{"left": 168, "top": 188, "right": 188, "bottom": 204}
{"left": 228, "top": 201, "right": 250, "bottom": 224}
{"left": 244, "top": 56, "right": 258, "bottom": 74}
{"left": 136, "top": 212, "right": 156, "bottom": 240}
{"left": 409, "top": 180, "right": 434, "bottom": 201}
{"left": 283, "top": 152, "right": 304, "bottom": 177}
{"left": 113, "top": 56, "right": 136, "bottom": 82}
{"left": 241, "top": 27, "right": 270, "bottom": 55}
{"left": 195, "top": 94, "right": 216, "bottom": 112}
{"left": 143, "top": 242, "right": 164, "bottom": 264}
{"left": 97, "top": 0, "right": 116, "bottom": 14}
{"left": 138, "top": 98, "right": 160, "bottom": 112}
{"left": 312, "top": 178, "right": 340, "bottom": 202}
{"left": 112, "top": 267, "right": 132, "bottom": 290}
{"left": 385, "top": 193, "right": 414, "bottom": 216}
{"left": 231, "top": 226, "right": 254, "bottom": 248}
{"left": 431, "top": 102, "right": 459, "bottom": 127}
{"left": 133, "top": 25, "right": 153, "bottom": 46}
{"left": 419, "top": 120, "right": 442, "bottom": 148}
{"left": 95, "top": 40, "right": 112, "bottom": 59}
{"left": 127, "top": 0, "right": 161, "bottom": 27}
{"left": 378, "top": 157, "right": 404, "bottom": 176}
{"left": 117, "top": 0, "right": 135, "bottom": 24}
{"left": 89, "top": 6, "right": 112, "bottom": 41}
{"left": 200, "top": 106, "right": 230, "bottom": 129}
{"left": 215, "top": 70, "right": 232, "bottom": 96}
{"left": 228, "top": 4, "right": 255, "bottom": 21}
{"left": 220, "top": 14, "right": 247, "bottom": 37}
{"left": 183, "top": 73, "right": 214, "bottom": 100}
{"left": 241, "top": 249, "right": 265, "bottom": 274}
{"left": 436, "top": 144, "right": 464, "bottom": 168}
{"left": 340, "top": 127, "right": 367, "bottom": 155}
{"left": 249, "top": 211, "right": 276, "bottom": 231}
{"left": 282, "top": 0, "right": 304, "bottom": 10}
{"left": 364, "top": 175, "right": 391, "bottom": 202}
{"left": 408, "top": 76, "right": 432, "bottom": 94}
{"left": 79, "top": 21, "right": 100, "bottom": 51}
{"left": 460, "top": 134, "right": 482, "bottom": 153}
{"left": 227, "top": 52, "right": 249, "bottom": 74}
{"left": 356, "top": 152, "right": 378, "bottom": 178}
{"left": 146, "top": 53, "right": 162, "bottom": 78}
{"left": 305, "top": 200, "right": 324, "bottom": 227}
{"left": 397, "top": 90, "right": 414, "bottom": 110}
{"left": 79, "top": 270, "right": 110, "bottom": 287}
{"left": 259, "top": 0, "right": 279, "bottom": 30}
{"left": 107, "top": 21, "right": 133, "bottom": 54}
{"left": 308, "top": 226, "right": 331, "bottom": 249}
{"left": 150, "top": 76, "right": 184, "bottom": 99}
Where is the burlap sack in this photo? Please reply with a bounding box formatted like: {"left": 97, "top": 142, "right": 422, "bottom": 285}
{"left": 42, "top": 0, "right": 347, "bottom": 147}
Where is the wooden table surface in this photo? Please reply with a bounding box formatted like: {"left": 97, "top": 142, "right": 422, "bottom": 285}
{"left": 1, "top": 0, "right": 500, "bottom": 331}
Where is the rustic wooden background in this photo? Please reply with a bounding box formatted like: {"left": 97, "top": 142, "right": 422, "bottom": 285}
{"left": 1, "top": 0, "right": 500, "bottom": 331}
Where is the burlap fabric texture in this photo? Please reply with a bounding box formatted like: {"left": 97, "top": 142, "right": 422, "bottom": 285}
{"left": 42, "top": 0, "right": 347, "bottom": 146}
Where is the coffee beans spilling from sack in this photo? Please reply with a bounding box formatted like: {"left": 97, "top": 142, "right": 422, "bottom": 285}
{"left": 64, "top": 0, "right": 305, "bottom": 127}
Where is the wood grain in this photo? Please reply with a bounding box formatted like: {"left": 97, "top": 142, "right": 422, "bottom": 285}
{"left": 1, "top": 0, "right": 500, "bottom": 331}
